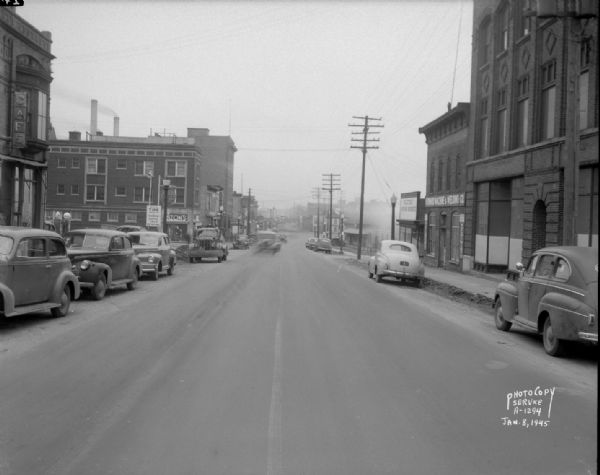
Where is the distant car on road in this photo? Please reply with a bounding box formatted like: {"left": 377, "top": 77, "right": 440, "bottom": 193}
{"left": 305, "top": 237, "right": 318, "bottom": 250}
{"left": 127, "top": 231, "right": 176, "bottom": 280}
{"left": 189, "top": 237, "right": 228, "bottom": 263}
{"left": 233, "top": 234, "right": 250, "bottom": 250}
{"left": 65, "top": 229, "right": 141, "bottom": 300}
{"left": 254, "top": 231, "right": 281, "bottom": 254}
{"left": 494, "top": 246, "right": 598, "bottom": 357}
{"left": 314, "top": 238, "right": 333, "bottom": 254}
{"left": 0, "top": 226, "right": 80, "bottom": 318}
{"left": 368, "top": 240, "right": 424, "bottom": 287}
{"left": 115, "top": 225, "right": 146, "bottom": 233}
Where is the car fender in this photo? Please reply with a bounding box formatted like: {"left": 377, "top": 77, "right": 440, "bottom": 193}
{"left": 0, "top": 283, "right": 16, "bottom": 315}
{"left": 51, "top": 271, "right": 81, "bottom": 302}
{"left": 538, "top": 291, "right": 594, "bottom": 341}
{"left": 495, "top": 281, "right": 518, "bottom": 320}
{"left": 131, "top": 256, "right": 142, "bottom": 278}
{"left": 78, "top": 261, "right": 113, "bottom": 285}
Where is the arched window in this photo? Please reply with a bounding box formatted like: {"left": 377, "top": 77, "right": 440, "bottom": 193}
{"left": 532, "top": 200, "right": 547, "bottom": 251}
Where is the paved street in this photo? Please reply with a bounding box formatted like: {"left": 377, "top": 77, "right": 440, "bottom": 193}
{"left": 0, "top": 234, "right": 596, "bottom": 475}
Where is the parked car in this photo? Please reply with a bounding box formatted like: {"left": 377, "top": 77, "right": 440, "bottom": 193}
{"left": 254, "top": 231, "right": 281, "bottom": 254}
{"left": 494, "top": 246, "right": 598, "bottom": 357}
{"left": 189, "top": 237, "right": 228, "bottom": 263}
{"left": 232, "top": 234, "right": 250, "bottom": 250}
{"left": 314, "top": 238, "right": 333, "bottom": 254}
{"left": 65, "top": 229, "right": 141, "bottom": 300}
{"left": 127, "top": 231, "right": 176, "bottom": 280}
{"left": 0, "top": 226, "right": 80, "bottom": 318}
{"left": 305, "top": 237, "right": 318, "bottom": 250}
{"left": 368, "top": 240, "right": 424, "bottom": 286}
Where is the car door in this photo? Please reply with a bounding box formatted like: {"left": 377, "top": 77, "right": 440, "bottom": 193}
{"left": 121, "top": 236, "right": 135, "bottom": 278}
{"left": 108, "top": 236, "right": 126, "bottom": 280}
{"left": 517, "top": 254, "right": 539, "bottom": 320}
{"left": 12, "top": 237, "right": 51, "bottom": 305}
{"left": 47, "top": 237, "right": 68, "bottom": 294}
{"left": 158, "top": 235, "right": 169, "bottom": 263}
{"left": 526, "top": 254, "right": 556, "bottom": 324}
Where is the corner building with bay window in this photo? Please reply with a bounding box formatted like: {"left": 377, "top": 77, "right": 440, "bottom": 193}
{"left": 464, "top": 0, "right": 598, "bottom": 272}
{"left": 0, "top": 10, "right": 53, "bottom": 228}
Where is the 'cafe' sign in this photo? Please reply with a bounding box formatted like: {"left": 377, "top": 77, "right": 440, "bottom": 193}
{"left": 425, "top": 193, "right": 465, "bottom": 207}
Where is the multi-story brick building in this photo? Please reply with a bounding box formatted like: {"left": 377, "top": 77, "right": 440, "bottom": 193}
{"left": 419, "top": 102, "right": 470, "bottom": 271}
{"left": 465, "top": 0, "right": 598, "bottom": 272}
{"left": 0, "top": 10, "right": 53, "bottom": 228}
{"left": 46, "top": 127, "right": 237, "bottom": 241}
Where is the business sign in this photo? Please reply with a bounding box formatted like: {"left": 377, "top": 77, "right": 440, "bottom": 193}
{"left": 167, "top": 213, "right": 188, "bottom": 224}
{"left": 146, "top": 205, "right": 162, "bottom": 227}
{"left": 399, "top": 197, "right": 418, "bottom": 221}
{"left": 425, "top": 193, "right": 465, "bottom": 207}
{"left": 12, "top": 91, "right": 27, "bottom": 149}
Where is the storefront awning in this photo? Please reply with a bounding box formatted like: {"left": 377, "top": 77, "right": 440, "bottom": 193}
{"left": 0, "top": 154, "right": 47, "bottom": 168}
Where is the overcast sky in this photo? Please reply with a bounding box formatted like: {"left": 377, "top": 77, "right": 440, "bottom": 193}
{"left": 18, "top": 0, "right": 473, "bottom": 211}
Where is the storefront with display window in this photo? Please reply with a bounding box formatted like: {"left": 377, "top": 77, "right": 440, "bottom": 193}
{"left": 423, "top": 193, "right": 465, "bottom": 271}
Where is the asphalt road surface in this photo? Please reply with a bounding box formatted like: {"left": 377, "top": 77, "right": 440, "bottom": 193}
{"left": 0, "top": 234, "right": 596, "bottom": 475}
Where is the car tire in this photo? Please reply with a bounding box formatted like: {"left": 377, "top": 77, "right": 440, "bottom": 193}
{"left": 494, "top": 300, "right": 512, "bottom": 331}
{"left": 127, "top": 269, "right": 138, "bottom": 290}
{"left": 414, "top": 279, "right": 422, "bottom": 288}
{"left": 151, "top": 266, "right": 159, "bottom": 281}
{"left": 543, "top": 317, "right": 565, "bottom": 357}
{"left": 217, "top": 257, "right": 222, "bottom": 263}
{"left": 375, "top": 269, "right": 383, "bottom": 283}
{"left": 167, "top": 260, "right": 174, "bottom": 275}
{"left": 51, "top": 285, "right": 71, "bottom": 318}
{"left": 91, "top": 275, "right": 107, "bottom": 301}
{"left": 368, "top": 267, "right": 373, "bottom": 279}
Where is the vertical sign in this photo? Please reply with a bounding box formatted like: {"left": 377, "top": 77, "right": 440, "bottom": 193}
{"left": 13, "top": 91, "right": 27, "bottom": 148}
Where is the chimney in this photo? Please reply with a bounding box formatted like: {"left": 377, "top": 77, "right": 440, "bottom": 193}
{"left": 113, "top": 116, "right": 120, "bottom": 137}
{"left": 90, "top": 99, "right": 98, "bottom": 136}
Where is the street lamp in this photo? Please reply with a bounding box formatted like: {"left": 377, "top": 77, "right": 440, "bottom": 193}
{"left": 390, "top": 193, "right": 397, "bottom": 240}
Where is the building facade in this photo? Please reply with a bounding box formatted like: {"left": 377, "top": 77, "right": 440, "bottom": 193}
{"left": 419, "top": 102, "right": 470, "bottom": 271}
{"left": 396, "top": 191, "right": 425, "bottom": 255}
{"left": 465, "top": 0, "right": 598, "bottom": 272}
{"left": 0, "top": 10, "right": 53, "bottom": 228}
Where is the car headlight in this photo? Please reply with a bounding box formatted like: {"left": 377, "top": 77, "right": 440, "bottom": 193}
{"left": 79, "top": 260, "right": 90, "bottom": 271}
{"left": 148, "top": 256, "right": 154, "bottom": 263}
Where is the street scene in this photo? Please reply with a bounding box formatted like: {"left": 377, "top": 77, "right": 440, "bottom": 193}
{"left": 0, "top": 1, "right": 598, "bottom": 474}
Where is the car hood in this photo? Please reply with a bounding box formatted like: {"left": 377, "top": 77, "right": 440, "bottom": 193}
{"left": 133, "top": 245, "right": 160, "bottom": 254}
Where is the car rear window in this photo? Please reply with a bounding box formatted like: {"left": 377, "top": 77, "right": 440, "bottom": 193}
{"left": 389, "top": 244, "right": 412, "bottom": 252}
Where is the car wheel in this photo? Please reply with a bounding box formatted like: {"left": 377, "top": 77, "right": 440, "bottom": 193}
{"left": 543, "top": 317, "right": 565, "bottom": 357}
{"left": 375, "top": 268, "right": 383, "bottom": 283}
{"left": 414, "top": 279, "right": 422, "bottom": 288}
{"left": 91, "top": 274, "right": 107, "bottom": 300}
{"left": 127, "top": 269, "right": 138, "bottom": 290}
{"left": 51, "top": 285, "right": 71, "bottom": 318}
{"left": 494, "top": 300, "right": 512, "bottom": 331}
{"left": 368, "top": 266, "right": 373, "bottom": 279}
{"left": 167, "top": 260, "right": 174, "bottom": 275}
{"left": 217, "top": 256, "right": 222, "bottom": 263}
{"left": 151, "top": 266, "right": 159, "bottom": 281}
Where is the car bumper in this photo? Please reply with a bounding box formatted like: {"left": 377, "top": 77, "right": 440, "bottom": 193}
{"left": 381, "top": 269, "right": 422, "bottom": 280}
{"left": 577, "top": 331, "right": 598, "bottom": 343}
{"left": 140, "top": 262, "right": 158, "bottom": 274}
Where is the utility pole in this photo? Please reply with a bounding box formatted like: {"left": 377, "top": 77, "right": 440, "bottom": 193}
{"left": 322, "top": 173, "right": 341, "bottom": 240}
{"left": 349, "top": 115, "right": 383, "bottom": 260}
{"left": 247, "top": 188, "right": 252, "bottom": 236}
{"left": 312, "top": 187, "right": 321, "bottom": 237}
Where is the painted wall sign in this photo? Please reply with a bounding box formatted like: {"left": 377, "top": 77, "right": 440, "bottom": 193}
{"left": 425, "top": 193, "right": 465, "bottom": 207}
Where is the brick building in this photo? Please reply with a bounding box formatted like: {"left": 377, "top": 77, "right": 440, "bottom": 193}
{"left": 419, "top": 102, "right": 470, "bottom": 271}
{"left": 465, "top": 0, "right": 598, "bottom": 272}
{"left": 46, "top": 127, "right": 237, "bottom": 242}
{"left": 0, "top": 9, "right": 53, "bottom": 228}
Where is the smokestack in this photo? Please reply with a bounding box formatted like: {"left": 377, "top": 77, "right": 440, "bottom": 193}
{"left": 114, "top": 116, "right": 120, "bottom": 137}
{"left": 90, "top": 99, "right": 98, "bottom": 136}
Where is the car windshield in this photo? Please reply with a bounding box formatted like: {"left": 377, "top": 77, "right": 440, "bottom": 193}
{"left": 66, "top": 233, "right": 110, "bottom": 250}
{"left": 130, "top": 234, "right": 160, "bottom": 246}
{"left": 0, "top": 236, "right": 14, "bottom": 256}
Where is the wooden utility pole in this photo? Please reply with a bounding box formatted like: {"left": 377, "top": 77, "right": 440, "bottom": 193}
{"left": 247, "top": 188, "right": 252, "bottom": 236}
{"left": 349, "top": 116, "right": 383, "bottom": 260}
{"left": 312, "top": 187, "right": 321, "bottom": 237}
{"left": 322, "top": 173, "right": 341, "bottom": 240}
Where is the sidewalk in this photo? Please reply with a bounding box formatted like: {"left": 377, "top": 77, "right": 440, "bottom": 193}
{"left": 336, "top": 248, "right": 505, "bottom": 305}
